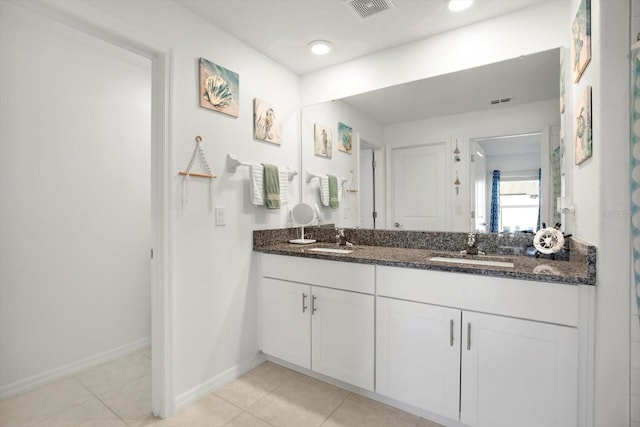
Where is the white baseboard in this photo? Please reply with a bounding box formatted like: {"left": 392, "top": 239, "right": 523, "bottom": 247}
{"left": 175, "top": 353, "right": 266, "bottom": 412}
{"left": 0, "top": 337, "right": 151, "bottom": 401}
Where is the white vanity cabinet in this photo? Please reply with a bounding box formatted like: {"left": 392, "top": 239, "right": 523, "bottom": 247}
{"left": 376, "top": 266, "right": 580, "bottom": 427}
{"left": 258, "top": 254, "right": 375, "bottom": 391}
{"left": 258, "top": 253, "right": 587, "bottom": 427}
{"left": 376, "top": 297, "right": 462, "bottom": 420}
{"left": 260, "top": 278, "right": 311, "bottom": 369}
{"left": 460, "top": 311, "right": 577, "bottom": 427}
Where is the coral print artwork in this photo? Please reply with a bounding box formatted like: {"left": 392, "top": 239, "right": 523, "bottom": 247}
{"left": 253, "top": 98, "right": 282, "bottom": 145}
{"left": 338, "top": 122, "right": 353, "bottom": 154}
{"left": 199, "top": 57, "right": 239, "bottom": 117}
{"left": 571, "top": 0, "right": 591, "bottom": 83}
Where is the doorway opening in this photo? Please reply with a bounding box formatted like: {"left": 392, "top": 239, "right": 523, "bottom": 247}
{"left": 0, "top": 1, "right": 173, "bottom": 418}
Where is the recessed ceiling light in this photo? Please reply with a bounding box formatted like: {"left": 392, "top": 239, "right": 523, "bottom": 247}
{"left": 308, "top": 40, "right": 333, "bottom": 55}
{"left": 448, "top": 0, "right": 473, "bottom": 12}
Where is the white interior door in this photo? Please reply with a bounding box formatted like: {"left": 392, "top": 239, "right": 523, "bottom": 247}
{"left": 391, "top": 143, "right": 448, "bottom": 230}
{"left": 474, "top": 145, "right": 488, "bottom": 232}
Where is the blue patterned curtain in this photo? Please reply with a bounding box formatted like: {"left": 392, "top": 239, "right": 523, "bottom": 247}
{"left": 489, "top": 170, "right": 500, "bottom": 233}
{"left": 631, "top": 49, "right": 640, "bottom": 314}
{"left": 536, "top": 168, "right": 542, "bottom": 230}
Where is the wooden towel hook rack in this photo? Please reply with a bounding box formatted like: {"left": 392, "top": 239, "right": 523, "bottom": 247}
{"left": 179, "top": 135, "right": 216, "bottom": 179}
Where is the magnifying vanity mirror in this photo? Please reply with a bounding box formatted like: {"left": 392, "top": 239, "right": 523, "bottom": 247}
{"left": 289, "top": 202, "right": 317, "bottom": 244}
{"left": 301, "top": 47, "right": 565, "bottom": 234}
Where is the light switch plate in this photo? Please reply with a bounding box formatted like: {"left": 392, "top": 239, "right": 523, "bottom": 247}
{"left": 215, "top": 206, "right": 226, "bottom": 226}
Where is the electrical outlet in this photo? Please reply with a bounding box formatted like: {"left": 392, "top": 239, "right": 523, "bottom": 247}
{"left": 215, "top": 206, "right": 226, "bottom": 226}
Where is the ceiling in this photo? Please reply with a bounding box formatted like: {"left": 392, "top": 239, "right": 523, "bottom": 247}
{"left": 176, "top": 0, "right": 550, "bottom": 76}
{"left": 176, "top": 0, "right": 559, "bottom": 126}
{"left": 340, "top": 48, "right": 560, "bottom": 124}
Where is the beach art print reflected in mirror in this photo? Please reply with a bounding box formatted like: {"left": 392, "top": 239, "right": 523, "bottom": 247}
{"left": 338, "top": 122, "right": 353, "bottom": 154}
{"left": 199, "top": 57, "right": 239, "bottom": 117}
{"left": 314, "top": 123, "right": 332, "bottom": 158}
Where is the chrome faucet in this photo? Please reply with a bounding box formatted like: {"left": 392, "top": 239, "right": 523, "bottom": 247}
{"left": 336, "top": 229, "right": 347, "bottom": 246}
{"left": 461, "top": 232, "right": 485, "bottom": 255}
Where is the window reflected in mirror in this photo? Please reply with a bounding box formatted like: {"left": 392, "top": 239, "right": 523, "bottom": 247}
{"left": 498, "top": 177, "right": 540, "bottom": 233}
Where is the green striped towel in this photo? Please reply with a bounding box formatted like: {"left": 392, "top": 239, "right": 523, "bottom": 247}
{"left": 328, "top": 174, "right": 339, "bottom": 209}
{"left": 262, "top": 163, "right": 280, "bottom": 209}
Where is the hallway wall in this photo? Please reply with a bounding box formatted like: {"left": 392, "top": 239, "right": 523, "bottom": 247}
{"left": 0, "top": 1, "right": 152, "bottom": 396}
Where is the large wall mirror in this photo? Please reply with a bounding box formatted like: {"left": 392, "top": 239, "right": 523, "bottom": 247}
{"left": 301, "top": 48, "right": 564, "bottom": 233}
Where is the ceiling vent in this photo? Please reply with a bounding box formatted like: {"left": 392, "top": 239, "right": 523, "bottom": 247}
{"left": 489, "top": 96, "right": 513, "bottom": 105}
{"left": 345, "top": 0, "right": 395, "bottom": 19}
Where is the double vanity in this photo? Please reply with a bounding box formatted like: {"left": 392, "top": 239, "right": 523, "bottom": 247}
{"left": 253, "top": 227, "right": 596, "bottom": 427}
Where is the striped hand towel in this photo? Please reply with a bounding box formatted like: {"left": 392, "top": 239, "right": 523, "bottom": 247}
{"left": 279, "top": 169, "right": 289, "bottom": 205}
{"left": 249, "top": 164, "right": 264, "bottom": 206}
{"left": 320, "top": 176, "right": 330, "bottom": 206}
{"left": 319, "top": 175, "right": 342, "bottom": 208}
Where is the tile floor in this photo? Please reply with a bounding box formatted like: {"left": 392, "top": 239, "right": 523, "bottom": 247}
{"left": 0, "top": 349, "right": 444, "bottom": 427}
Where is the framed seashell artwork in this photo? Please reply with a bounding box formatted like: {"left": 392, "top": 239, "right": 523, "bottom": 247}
{"left": 253, "top": 98, "right": 282, "bottom": 145}
{"left": 199, "top": 57, "right": 239, "bottom": 117}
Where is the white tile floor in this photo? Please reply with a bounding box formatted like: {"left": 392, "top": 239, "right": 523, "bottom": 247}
{"left": 0, "top": 349, "right": 444, "bottom": 427}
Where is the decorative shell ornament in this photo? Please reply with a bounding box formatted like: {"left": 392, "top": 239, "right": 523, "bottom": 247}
{"left": 203, "top": 75, "right": 233, "bottom": 109}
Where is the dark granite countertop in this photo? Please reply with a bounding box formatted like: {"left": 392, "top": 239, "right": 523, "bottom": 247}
{"left": 255, "top": 242, "right": 594, "bottom": 285}
{"left": 253, "top": 228, "right": 597, "bottom": 286}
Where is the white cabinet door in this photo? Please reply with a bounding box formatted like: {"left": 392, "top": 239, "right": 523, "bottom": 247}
{"left": 311, "top": 286, "right": 375, "bottom": 391}
{"left": 460, "top": 311, "right": 578, "bottom": 427}
{"left": 376, "top": 297, "right": 461, "bottom": 419}
{"left": 259, "top": 278, "right": 311, "bottom": 369}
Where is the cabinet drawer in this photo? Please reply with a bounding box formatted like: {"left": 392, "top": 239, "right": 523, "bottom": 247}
{"left": 377, "top": 265, "right": 580, "bottom": 326}
{"left": 260, "top": 253, "right": 375, "bottom": 294}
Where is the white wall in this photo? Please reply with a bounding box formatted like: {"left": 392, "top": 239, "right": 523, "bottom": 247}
{"left": 484, "top": 152, "right": 541, "bottom": 174}
{"left": 567, "top": 1, "right": 631, "bottom": 425}
{"left": 301, "top": 100, "right": 383, "bottom": 228}
{"left": 68, "top": 0, "right": 301, "bottom": 404}
{"left": 0, "top": 1, "right": 151, "bottom": 394}
{"left": 1, "top": 0, "right": 301, "bottom": 407}
{"left": 384, "top": 99, "right": 559, "bottom": 231}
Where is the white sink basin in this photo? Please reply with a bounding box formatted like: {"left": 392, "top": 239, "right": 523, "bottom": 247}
{"left": 307, "top": 247, "right": 354, "bottom": 254}
{"left": 429, "top": 256, "right": 514, "bottom": 268}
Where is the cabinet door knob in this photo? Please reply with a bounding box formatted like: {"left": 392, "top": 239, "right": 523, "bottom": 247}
{"left": 467, "top": 322, "right": 472, "bottom": 351}
{"left": 311, "top": 295, "right": 317, "bottom": 314}
{"left": 302, "top": 293, "right": 308, "bottom": 313}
